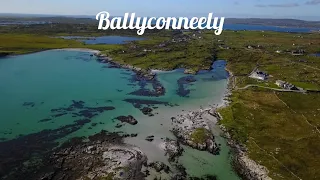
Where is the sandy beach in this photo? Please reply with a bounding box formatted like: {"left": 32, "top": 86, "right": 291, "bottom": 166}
{"left": 54, "top": 48, "right": 101, "bottom": 54}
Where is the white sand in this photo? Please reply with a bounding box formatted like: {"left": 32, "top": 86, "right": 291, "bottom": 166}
{"left": 54, "top": 48, "right": 101, "bottom": 54}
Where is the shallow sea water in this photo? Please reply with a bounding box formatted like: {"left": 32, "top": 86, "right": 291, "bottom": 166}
{"left": 0, "top": 50, "right": 239, "bottom": 179}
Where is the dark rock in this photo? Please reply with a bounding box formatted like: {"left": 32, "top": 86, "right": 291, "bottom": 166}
{"left": 115, "top": 124, "right": 123, "bottom": 128}
{"left": 130, "top": 133, "right": 138, "bottom": 137}
{"left": 141, "top": 107, "right": 153, "bottom": 116}
{"left": 38, "top": 118, "right": 52, "bottom": 123}
{"left": 149, "top": 161, "right": 170, "bottom": 173}
{"left": 144, "top": 169, "right": 150, "bottom": 177}
{"left": 145, "top": 135, "right": 154, "bottom": 142}
{"left": 163, "top": 139, "right": 184, "bottom": 162}
{"left": 22, "top": 102, "right": 35, "bottom": 108}
{"left": 51, "top": 112, "right": 68, "bottom": 118}
{"left": 0, "top": 52, "right": 10, "bottom": 58}
{"left": 171, "top": 164, "right": 187, "bottom": 180}
{"left": 0, "top": 118, "right": 92, "bottom": 179}
{"left": 176, "top": 76, "right": 196, "bottom": 97}
{"left": 124, "top": 99, "right": 174, "bottom": 109}
{"left": 115, "top": 115, "right": 138, "bottom": 125}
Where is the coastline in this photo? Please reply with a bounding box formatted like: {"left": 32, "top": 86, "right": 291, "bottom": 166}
{"left": 2, "top": 48, "right": 269, "bottom": 179}
{"left": 54, "top": 48, "right": 239, "bottom": 178}
{"left": 4, "top": 48, "right": 101, "bottom": 58}
{"left": 217, "top": 66, "right": 272, "bottom": 180}
{"left": 54, "top": 48, "right": 101, "bottom": 54}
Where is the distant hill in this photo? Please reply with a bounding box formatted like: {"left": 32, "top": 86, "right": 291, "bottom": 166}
{"left": 0, "top": 16, "right": 96, "bottom": 24}
{"left": 0, "top": 14, "right": 319, "bottom": 29}
{"left": 226, "top": 18, "right": 320, "bottom": 29}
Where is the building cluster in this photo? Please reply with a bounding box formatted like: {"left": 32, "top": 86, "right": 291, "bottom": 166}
{"left": 247, "top": 45, "right": 263, "bottom": 49}
{"left": 249, "top": 69, "right": 269, "bottom": 81}
{"left": 291, "top": 49, "right": 305, "bottom": 56}
{"left": 275, "top": 80, "right": 299, "bottom": 91}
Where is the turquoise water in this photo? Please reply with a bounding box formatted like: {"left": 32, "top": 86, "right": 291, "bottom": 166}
{"left": 0, "top": 50, "right": 239, "bottom": 179}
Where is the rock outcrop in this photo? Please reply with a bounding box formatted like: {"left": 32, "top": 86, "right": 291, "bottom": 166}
{"left": 37, "top": 131, "right": 148, "bottom": 180}
{"left": 160, "top": 138, "right": 184, "bottom": 162}
{"left": 141, "top": 107, "right": 153, "bottom": 116}
{"left": 233, "top": 153, "right": 272, "bottom": 180}
{"left": 145, "top": 135, "right": 154, "bottom": 142}
{"left": 101, "top": 146, "right": 148, "bottom": 179}
{"left": 148, "top": 161, "right": 170, "bottom": 173}
{"left": 115, "top": 115, "right": 138, "bottom": 125}
{"left": 219, "top": 125, "right": 272, "bottom": 180}
{"left": 171, "top": 108, "right": 220, "bottom": 154}
{"left": 184, "top": 69, "right": 197, "bottom": 75}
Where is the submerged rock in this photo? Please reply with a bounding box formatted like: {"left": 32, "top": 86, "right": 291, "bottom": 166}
{"left": 115, "top": 124, "right": 123, "bottom": 128}
{"left": 145, "top": 135, "right": 154, "bottom": 142}
{"left": 141, "top": 107, "right": 153, "bottom": 116}
{"left": 22, "top": 102, "right": 35, "bottom": 108}
{"left": 115, "top": 115, "right": 138, "bottom": 125}
{"left": 0, "top": 119, "right": 92, "bottom": 180}
{"left": 177, "top": 76, "right": 196, "bottom": 97}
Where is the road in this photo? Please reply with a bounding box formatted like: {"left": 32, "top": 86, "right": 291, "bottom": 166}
{"left": 237, "top": 84, "right": 306, "bottom": 93}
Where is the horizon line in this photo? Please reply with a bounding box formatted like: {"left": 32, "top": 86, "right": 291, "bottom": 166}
{"left": 0, "top": 12, "right": 319, "bottom": 22}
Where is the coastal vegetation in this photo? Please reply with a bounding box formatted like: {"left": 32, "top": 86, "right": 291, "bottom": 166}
{"left": 216, "top": 31, "right": 320, "bottom": 179}
{"left": 190, "top": 128, "right": 211, "bottom": 144}
{"left": 1, "top": 21, "right": 320, "bottom": 180}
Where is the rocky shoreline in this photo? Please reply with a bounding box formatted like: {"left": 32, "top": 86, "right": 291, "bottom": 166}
{"left": 94, "top": 52, "right": 201, "bottom": 79}
{"left": 1, "top": 130, "right": 189, "bottom": 180}
{"left": 218, "top": 120, "right": 272, "bottom": 180}
{"left": 71, "top": 51, "right": 273, "bottom": 180}
{"left": 217, "top": 66, "right": 272, "bottom": 180}
{"left": 0, "top": 48, "right": 272, "bottom": 180}
{"left": 168, "top": 103, "right": 272, "bottom": 180}
{"left": 95, "top": 52, "right": 156, "bottom": 80}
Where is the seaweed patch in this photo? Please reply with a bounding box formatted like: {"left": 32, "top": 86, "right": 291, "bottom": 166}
{"left": 177, "top": 76, "right": 196, "bottom": 97}
{"left": 38, "top": 100, "right": 115, "bottom": 123}
{"left": 0, "top": 118, "right": 92, "bottom": 179}
{"left": 22, "top": 102, "right": 36, "bottom": 108}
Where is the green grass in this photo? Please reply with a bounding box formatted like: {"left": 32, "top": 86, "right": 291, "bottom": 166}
{"left": 215, "top": 30, "right": 320, "bottom": 180}
{"left": 107, "top": 32, "right": 217, "bottom": 72}
{"left": 190, "top": 128, "right": 211, "bottom": 144}
{"left": 291, "top": 82, "right": 320, "bottom": 90}
{"left": 99, "top": 173, "right": 115, "bottom": 180}
{"left": 219, "top": 89, "right": 320, "bottom": 180}
{"left": 0, "top": 34, "right": 122, "bottom": 55}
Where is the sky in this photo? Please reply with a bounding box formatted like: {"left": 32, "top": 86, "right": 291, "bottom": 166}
{"left": 0, "top": 0, "right": 319, "bottom": 20}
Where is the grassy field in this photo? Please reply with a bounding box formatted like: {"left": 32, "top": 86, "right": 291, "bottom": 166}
{"left": 0, "top": 29, "right": 216, "bottom": 72}
{"left": 106, "top": 33, "right": 216, "bottom": 72}
{"left": 219, "top": 89, "right": 320, "bottom": 180}
{"left": 0, "top": 34, "right": 123, "bottom": 55}
{"left": 215, "top": 31, "right": 320, "bottom": 179}
{"left": 1, "top": 25, "right": 320, "bottom": 179}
